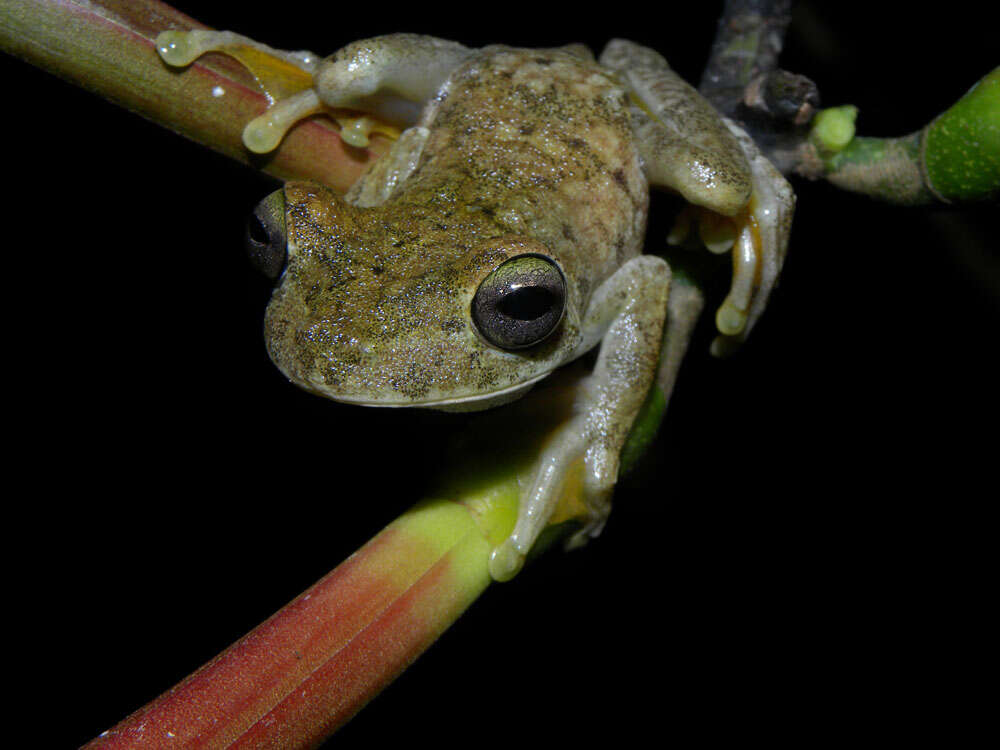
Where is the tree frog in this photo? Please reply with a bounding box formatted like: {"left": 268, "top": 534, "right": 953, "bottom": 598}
{"left": 157, "top": 31, "right": 794, "bottom": 581}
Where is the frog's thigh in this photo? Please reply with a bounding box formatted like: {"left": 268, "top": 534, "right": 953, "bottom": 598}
{"left": 599, "top": 39, "right": 751, "bottom": 215}
{"left": 489, "top": 256, "right": 671, "bottom": 581}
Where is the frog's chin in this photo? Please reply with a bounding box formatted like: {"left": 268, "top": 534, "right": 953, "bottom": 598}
{"left": 322, "top": 371, "right": 552, "bottom": 412}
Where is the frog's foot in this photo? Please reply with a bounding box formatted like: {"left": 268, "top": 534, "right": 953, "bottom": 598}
{"left": 489, "top": 418, "right": 612, "bottom": 581}
{"left": 156, "top": 30, "right": 320, "bottom": 72}
{"left": 156, "top": 29, "right": 326, "bottom": 153}
{"left": 242, "top": 101, "right": 396, "bottom": 153}
{"left": 665, "top": 126, "right": 794, "bottom": 354}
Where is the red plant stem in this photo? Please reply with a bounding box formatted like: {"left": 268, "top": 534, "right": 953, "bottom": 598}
{"left": 84, "top": 506, "right": 495, "bottom": 748}
{"left": 0, "top": 0, "right": 388, "bottom": 191}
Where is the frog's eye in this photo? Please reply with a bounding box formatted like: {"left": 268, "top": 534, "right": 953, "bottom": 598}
{"left": 246, "top": 189, "right": 287, "bottom": 280}
{"left": 472, "top": 254, "right": 566, "bottom": 350}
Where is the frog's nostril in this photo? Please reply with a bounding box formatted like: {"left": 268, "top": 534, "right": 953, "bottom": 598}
{"left": 246, "top": 189, "right": 287, "bottom": 280}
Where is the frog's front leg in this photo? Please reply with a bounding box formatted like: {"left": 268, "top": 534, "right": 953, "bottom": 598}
{"left": 156, "top": 31, "right": 471, "bottom": 151}
{"left": 489, "top": 256, "right": 671, "bottom": 581}
{"left": 601, "top": 39, "right": 794, "bottom": 353}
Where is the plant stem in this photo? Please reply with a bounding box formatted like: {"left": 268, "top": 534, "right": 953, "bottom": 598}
{"left": 802, "top": 67, "right": 1000, "bottom": 205}
{"left": 0, "top": 0, "right": 389, "bottom": 192}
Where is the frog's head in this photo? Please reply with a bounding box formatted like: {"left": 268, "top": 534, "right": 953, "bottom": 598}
{"left": 247, "top": 183, "right": 583, "bottom": 410}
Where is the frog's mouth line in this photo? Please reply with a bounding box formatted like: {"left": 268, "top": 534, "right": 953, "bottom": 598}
{"left": 319, "top": 369, "right": 555, "bottom": 411}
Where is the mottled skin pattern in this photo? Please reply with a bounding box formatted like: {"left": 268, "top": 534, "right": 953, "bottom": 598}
{"left": 601, "top": 40, "right": 751, "bottom": 214}
{"left": 266, "top": 47, "right": 649, "bottom": 407}
{"left": 156, "top": 31, "right": 795, "bottom": 579}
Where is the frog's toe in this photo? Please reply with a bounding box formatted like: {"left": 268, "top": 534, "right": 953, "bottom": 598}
{"left": 707, "top": 121, "right": 795, "bottom": 353}
{"left": 336, "top": 116, "right": 381, "bottom": 148}
{"left": 714, "top": 222, "right": 757, "bottom": 338}
{"left": 565, "top": 489, "right": 612, "bottom": 550}
{"left": 667, "top": 205, "right": 738, "bottom": 253}
{"left": 242, "top": 89, "right": 324, "bottom": 153}
{"left": 698, "top": 210, "right": 739, "bottom": 255}
{"left": 488, "top": 421, "right": 620, "bottom": 581}
{"left": 708, "top": 206, "right": 775, "bottom": 353}
{"left": 156, "top": 29, "right": 318, "bottom": 73}
{"left": 488, "top": 540, "right": 526, "bottom": 583}
{"left": 156, "top": 29, "right": 224, "bottom": 67}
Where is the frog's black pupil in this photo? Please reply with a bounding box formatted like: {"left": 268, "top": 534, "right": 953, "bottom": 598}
{"left": 247, "top": 214, "right": 269, "bottom": 246}
{"left": 499, "top": 287, "right": 554, "bottom": 320}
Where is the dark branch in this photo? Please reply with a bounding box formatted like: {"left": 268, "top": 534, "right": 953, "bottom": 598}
{"left": 698, "top": 1, "right": 827, "bottom": 175}
{"left": 698, "top": 0, "right": 795, "bottom": 116}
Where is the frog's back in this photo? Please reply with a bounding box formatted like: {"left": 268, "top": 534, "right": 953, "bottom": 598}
{"left": 401, "top": 45, "right": 650, "bottom": 302}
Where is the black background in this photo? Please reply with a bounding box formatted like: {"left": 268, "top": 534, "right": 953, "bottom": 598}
{"left": 5, "top": 1, "right": 995, "bottom": 746}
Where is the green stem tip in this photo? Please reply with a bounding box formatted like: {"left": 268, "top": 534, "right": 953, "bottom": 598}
{"left": 815, "top": 68, "right": 1000, "bottom": 204}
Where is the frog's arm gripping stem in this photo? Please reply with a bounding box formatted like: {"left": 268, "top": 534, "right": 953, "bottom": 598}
{"left": 600, "top": 39, "right": 794, "bottom": 354}
{"left": 157, "top": 30, "right": 471, "bottom": 152}
{"left": 489, "top": 256, "right": 672, "bottom": 581}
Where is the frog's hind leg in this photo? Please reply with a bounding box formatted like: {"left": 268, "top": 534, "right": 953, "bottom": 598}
{"left": 601, "top": 39, "right": 794, "bottom": 352}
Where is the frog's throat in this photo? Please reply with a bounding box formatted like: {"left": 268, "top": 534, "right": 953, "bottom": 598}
{"left": 313, "top": 370, "right": 554, "bottom": 411}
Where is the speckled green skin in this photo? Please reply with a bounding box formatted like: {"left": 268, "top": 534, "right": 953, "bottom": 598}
{"left": 265, "top": 47, "right": 649, "bottom": 407}
{"left": 825, "top": 132, "right": 932, "bottom": 205}
{"left": 600, "top": 40, "right": 752, "bottom": 215}
{"left": 923, "top": 67, "right": 1000, "bottom": 203}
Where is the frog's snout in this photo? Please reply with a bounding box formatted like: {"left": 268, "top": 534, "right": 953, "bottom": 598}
{"left": 246, "top": 189, "right": 287, "bottom": 280}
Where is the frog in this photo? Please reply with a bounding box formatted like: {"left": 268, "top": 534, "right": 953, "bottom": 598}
{"left": 156, "top": 31, "right": 794, "bottom": 581}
